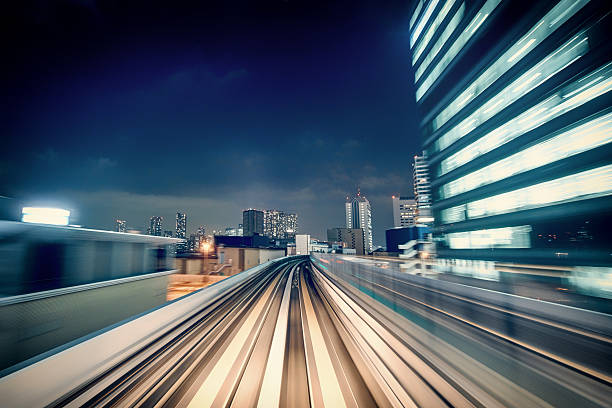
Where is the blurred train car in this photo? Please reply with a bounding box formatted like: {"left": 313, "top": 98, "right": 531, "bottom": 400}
{"left": 0, "top": 220, "right": 182, "bottom": 372}
{"left": 0, "top": 220, "right": 180, "bottom": 297}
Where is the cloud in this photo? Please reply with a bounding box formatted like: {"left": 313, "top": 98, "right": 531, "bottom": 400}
{"left": 163, "top": 66, "right": 249, "bottom": 93}
{"left": 93, "top": 157, "right": 117, "bottom": 169}
{"left": 35, "top": 148, "right": 59, "bottom": 163}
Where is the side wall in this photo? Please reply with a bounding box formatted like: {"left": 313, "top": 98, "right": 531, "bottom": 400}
{"left": 0, "top": 272, "right": 171, "bottom": 372}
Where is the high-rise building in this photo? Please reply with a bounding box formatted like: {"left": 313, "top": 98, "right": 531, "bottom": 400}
{"left": 175, "top": 212, "right": 187, "bottom": 252}
{"left": 243, "top": 209, "right": 264, "bottom": 236}
{"left": 408, "top": 0, "right": 611, "bottom": 266}
{"left": 194, "top": 225, "right": 206, "bottom": 250}
{"left": 176, "top": 212, "right": 187, "bottom": 239}
{"left": 187, "top": 234, "right": 197, "bottom": 252}
{"left": 392, "top": 196, "right": 417, "bottom": 227}
{"left": 345, "top": 190, "right": 373, "bottom": 253}
{"left": 149, "top": 216, "right": 163, "bottom": 236}
{"left": 413, "top": 153, "right": 434, "bottom": 224}
{"left": 263, "top": 210, "right": 298, "bottom": 239}
{"left": 327, "top": 227, "right": 365, "bottom": 255}
{"left": 283, "top": 213, "right": 298, "bottom": 238}
{"left": 115, "top": 219, "right": 127, "bottom": 233}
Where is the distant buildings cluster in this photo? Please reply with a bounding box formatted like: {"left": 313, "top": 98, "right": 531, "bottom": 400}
{"left": 242, "top": 208, "right": 298, "bottom": 239}
{"left": 112, "top": 206, "right": 298, "bottom": 257}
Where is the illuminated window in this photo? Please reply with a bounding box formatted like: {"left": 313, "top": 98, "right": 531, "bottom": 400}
{"left": 415, "top": 2, "right": 465, "bottom": 82}
{"left": 441, "top": 164, "right": 612, "bottom": 223}
{"left": 410, "top": 1, "right": 424, "bottom": 30}
{"left": 447, "top": 225, "right": 532, "bottom": 249}
{"left": 416, "top": 0, "right": 503, "bottom": 101}
{"left": 431, "top": 0, "right": 590, "bottom": 133}
{"left": 440, "top": 62, "right": 612, "bottom": 176}
{"left": 440, "top": 111, "right": 612, "bottom": 199}
{"left": 411, "top": 0, "right": 441, "bottom": 49}
{"left": 435, "top": 31, "right": 589, "bottom": 152}
{"left": 412, "top": 0, "right": 458, "bottom": 64}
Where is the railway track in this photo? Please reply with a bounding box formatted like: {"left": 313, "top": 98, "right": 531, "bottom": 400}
{"left": 1, "top": 256, "right": 610, "bottom": 407}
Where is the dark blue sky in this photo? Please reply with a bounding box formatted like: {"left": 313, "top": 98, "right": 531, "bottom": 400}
{"left": 1, "top": 0, "right": 422, "bottom": 244}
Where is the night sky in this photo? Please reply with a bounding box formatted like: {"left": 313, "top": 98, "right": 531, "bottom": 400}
{"left": 1, "top": 0, "right": 422, "bottom": 245}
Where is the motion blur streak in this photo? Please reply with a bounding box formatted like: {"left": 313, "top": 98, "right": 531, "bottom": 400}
{"left": 0, "top": 255, "right": 610, "bottom": 407}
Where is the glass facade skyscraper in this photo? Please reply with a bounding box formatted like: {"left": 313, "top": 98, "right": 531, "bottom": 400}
{"left": 243, "top": 209, "right": 264, "bottom": 236}
{"left": 408, "top": 0, "right": 611, "bottom": 266}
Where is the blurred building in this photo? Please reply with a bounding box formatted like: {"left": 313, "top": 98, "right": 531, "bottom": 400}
{"left": 408, "top": 0, "right": 612, "bottom": 266}
{"left": 0, "top": 220, "right": 178, "bottom": 370}
{"left": 150, "top": 216, "right": 163, "bottom": 236}
{"left": 175, "top": 212, "right": 187, "bottom": 252}
{"left": 194, "top": 225, "right": 206, "bottom": 250}
{"left": 413, "top": 154, "right": 434, "bottom": 224}
{"left": 115, "top": 219, "right": 127, "bottom": 233}
{"left": 345, "top": 190, "right": 373, "bottom": 253}
{"left": 187, "top": 234, "right": 201, "bottom": 252}
{"left": 392, "top": 196, "right": 417, "bottom": 227}
{"left": 176, "top": 212, "right": 187, "bottom": 239}
{"left": 163, "top": 230, "right": 173, "bottom": 237}
{"left": 243, "top": 209, "right": 264, "bottom": 236}
{"left": 327, "top": 227, "right": 365, "bottom": 255}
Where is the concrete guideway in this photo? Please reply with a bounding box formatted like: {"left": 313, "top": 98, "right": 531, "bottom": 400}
{"left": 0, "top": 256, "right": 610, "bottom": 407}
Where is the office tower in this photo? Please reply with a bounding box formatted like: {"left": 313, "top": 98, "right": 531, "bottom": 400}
{"left": 392, "top": 196, "right": 417, "bottom": 227}
{"left": 194, "top": 226, "right": 206, "bottom": 250}
{"left": 327, "top": 227, "right": 365, "bottom": 255}
{"left": 263, "top": 210, "right": 299, "bottom": 239}
{"left": 175, "top": 212, "right": 187, "bottom": 252}
{"left": 413, "top": 153, "right": 434, "bottom": 224}
{"left": 345, "top": 190, "right": 373, "bottom": 253}
{"left": 408, "top": 0, "right": 611, "bottom": 266}
{"left": 243, "top": 209, "right": 264, "bottom": 236}
{"left": 283, "top": 213, "right": 298, "bottom": 238}
{"left": 115, "top": 219, "right": 127, "bottom": 233}
{"left": 263, "top": 210, "right": 282, "bottom": 238}
{"left": 163, "top": 230, "right": 173, "bottom": 237}
{"left": 149, "top": 216, "right": 163, "bottom": 236}
{"left": 176, "top": 212, "right": 187, "bottom": 239}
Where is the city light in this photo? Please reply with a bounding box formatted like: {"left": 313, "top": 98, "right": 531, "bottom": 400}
{"left": 21, "top": 207, "right": 70, "bottom": 225}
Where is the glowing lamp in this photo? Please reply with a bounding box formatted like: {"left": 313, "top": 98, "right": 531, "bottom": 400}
{"left": 22, "top": 207, "right": 70, "bottom": 226}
